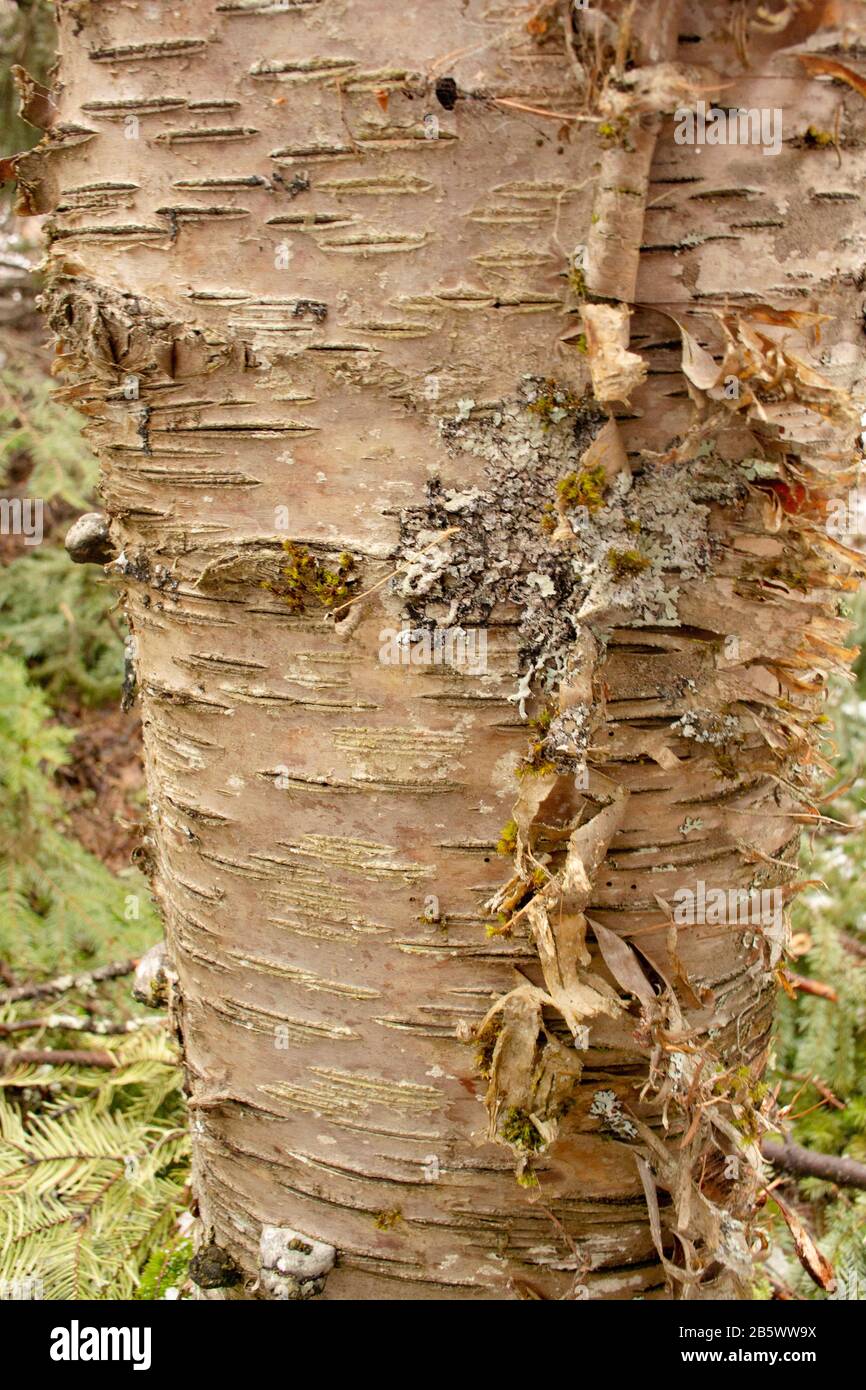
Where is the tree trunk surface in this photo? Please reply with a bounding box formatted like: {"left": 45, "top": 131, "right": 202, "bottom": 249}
{"left": 22, "top": 0, "right": 866, "bottom": 1298}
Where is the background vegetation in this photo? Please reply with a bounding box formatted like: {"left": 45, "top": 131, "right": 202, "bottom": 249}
{"left": 0, "top": 0, "right": 191, "bottom": 1298}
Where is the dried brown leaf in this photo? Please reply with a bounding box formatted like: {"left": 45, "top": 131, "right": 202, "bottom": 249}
{"left": 634, "top": 1154, "right": 667, "bottom": 1262}
{"left": 588, "top": 917, "right": 657, "bottom": 1007}
{"left": 797, "top": 53, "right": 866, "bottom": 99}
{"left": 678, "top": 323, "right": 722, "bottom": 391}
{"left": 771, "top": 1192, "right": 836, "bottom": 1291}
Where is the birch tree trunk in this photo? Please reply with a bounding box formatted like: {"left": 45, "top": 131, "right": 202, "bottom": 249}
{"left": 16, "top": 0, "right": 866, "bottom": 1298}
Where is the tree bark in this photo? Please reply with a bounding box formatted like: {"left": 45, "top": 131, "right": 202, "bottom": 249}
{"left": 18, "top": 0, "right": 866, "bottom": 1299}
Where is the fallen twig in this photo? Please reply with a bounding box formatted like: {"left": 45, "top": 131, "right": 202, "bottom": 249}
{"left": 0, "top": 959, "right": 137, "bottom": 1006}
{"left": 0, "top": 1014, "right": 156, "bottom": 1037}
{"left": 762, "top": 1137, "right": 866, "bottom": 1191}
{"left": 0, "top": 1047, "right": 116, "bottom": 1070}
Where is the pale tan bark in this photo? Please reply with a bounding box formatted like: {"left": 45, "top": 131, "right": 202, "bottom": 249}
{"left": 19, "top": 0, "right": 866, "bottom": 1298}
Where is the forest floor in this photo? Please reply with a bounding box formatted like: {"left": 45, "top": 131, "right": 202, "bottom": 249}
{"left": 57, "top": 707, "right": 147, "bottom": 873}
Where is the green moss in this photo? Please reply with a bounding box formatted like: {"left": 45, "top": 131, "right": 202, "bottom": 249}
{"left": 474, "top": 1016, "right": 503, "bottom": 1079}
{"left": 516, "top": 750, "right": 557, "bottom": 779}
{"left": 712, "top": 750, "right": 738, "bottom": 780}
{"left": 485, "top": 920, "right": 512, "bottom": 939}
{"left": 558, "top": 463, "right": 607, "bottom": 513}
{"left": 531, "top": 705, "right": 555, "bottom": 735}
{"left": 568, "top": 265, "right": 587, "bottom": 298}
{"left": 525, "top": 378, "right": 584, "bottom": 428}
{"left": 264, "top": 542, "right": 356, "bottom": 613}
{"left": 804, "top": 126, "right": 834, "bottom": 147}
{"left": 598, "top": 115, "right": 631, "bottom": 146}
{"left": 501, "top": 1106, "right": 544, "bottom": 1151}
{"left": 497, "top": 819, "right": 518, "bottom": 856}
{"left": 762, "top": 560, "right": 810, "bottom": 594}
{"left": 607, "top": 547, "right": 650, "bottom": 579}
{"left": 373, "top": 1208, "right": 403, "bottom": 1231}
{"left": 516, "top": 704, "right": 558, "bottom": 778}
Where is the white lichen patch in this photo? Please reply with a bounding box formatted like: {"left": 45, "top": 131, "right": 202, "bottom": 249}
{"left": 395, "top": 379, "right": 608, "bottom": 700}
{"left": 678, "top": 815, "right": 704, "bottom": 836}
{"left": 671, "top": 709, "right": 742, "bottom": 745}
{"left": 564, "top": 463, "right": 725, "bottom": 627}
{"left": 396, "top": 382, "right": 738, "bottom": 714}
{"left": 589, "top": 1088, "right": 638, "bottom": 1139}
{"left": 545, "top": 702, "right": 592, "bottom": 761}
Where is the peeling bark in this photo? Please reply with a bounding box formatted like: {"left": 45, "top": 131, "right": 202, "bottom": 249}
{"left": 24, "top": 0, "right": 866, "bottom": 1299}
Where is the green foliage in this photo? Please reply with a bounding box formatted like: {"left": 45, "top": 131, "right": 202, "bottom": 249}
{"left": 769, "top": 591, "right": 866, "bottom": 1299}
{"left": 0, "top": 197, "right": 184, "bottom": 1299}
{"left": 0, "top": 1030, "right": 191, "bottom": 1300}
{"left": 0, "top": 547, "right": 124, "bottom": 706}
{"left": 0, "top": 0, "right": 56, "bottom": 161}
{"left": 0, "top": 652, "right": 158, "bottom": 980}
{"left": 136, "top": 1235, "right": 193, "bottom": 1301}
{"left": 0, "top": 652, "right": 184, "bottom": 1299}
{"left": 0, "top": 360, "right": 99, "bottom": 510}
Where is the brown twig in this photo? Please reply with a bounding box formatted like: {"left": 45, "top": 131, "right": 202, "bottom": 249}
{"left": 0, "top": 1015, "right": 154, "bottom": 1037}
{"left": 839, "top": 930, "right": 866, "bottom": 962}
{"left": 491, "top": 97, "right": 602, "bottom": 123}
{"left": 0, "top": 959, "right": 137, "bottom": 1006}
{"left": 762, "top": 1137, "right": 866, "bottom": 1191}
{"left": 778, "top": 1070, "right": 846, "bottom": 1112}
{"left": 0, "top": 1048, "right": 116, "bottom": 1070}
{"left": 784, "top": 971, "right": 838, "bottom": 1003}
